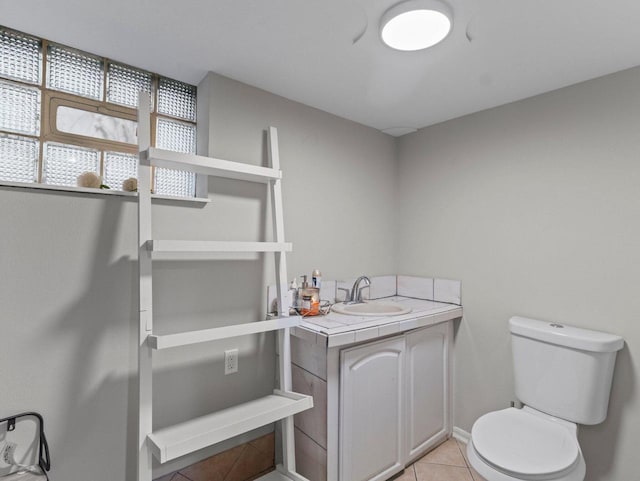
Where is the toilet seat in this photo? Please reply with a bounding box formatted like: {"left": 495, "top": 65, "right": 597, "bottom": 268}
{"left": 471, "top": 408, "right": 580, "bottom": 480}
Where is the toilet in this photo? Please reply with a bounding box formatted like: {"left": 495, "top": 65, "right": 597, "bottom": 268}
{"left": 467, "top": 316, "right": 624, "bottom": 481}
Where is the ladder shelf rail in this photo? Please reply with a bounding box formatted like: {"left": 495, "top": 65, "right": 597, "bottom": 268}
{"left": 144, "top": 147, "right": 281, "bottom": 183}
{"left": 148, "top": 317, "right": 300, "bottom": 349}
{"left": 147, "top": 240, "right": 293, "bottom": 253}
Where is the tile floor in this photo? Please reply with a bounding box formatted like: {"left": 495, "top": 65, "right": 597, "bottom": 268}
{"left": 395, "top": 438, "right": 487, "bottom": 481}
{"left": 155, "top": 434, "right": 485, "bottom": 481}
{"left": 154, "top": 432, "right": 275, "bottom": 481}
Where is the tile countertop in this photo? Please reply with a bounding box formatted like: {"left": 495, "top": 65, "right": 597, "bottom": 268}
{"left": 292, "top": 296, "right": 463, "bottom": 348}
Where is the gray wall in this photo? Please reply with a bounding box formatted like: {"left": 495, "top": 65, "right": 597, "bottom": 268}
{"left": 0, "top": 73, "right": 397, "bottom": 480}
{"left": 396, "top": 66, "right": 640, "bottom": 481}
{"left": 3, "top": 63, "right": 638, "bottom": 481}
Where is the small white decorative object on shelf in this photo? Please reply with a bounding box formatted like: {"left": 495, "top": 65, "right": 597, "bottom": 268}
{"left": 122, "top": 177, "right": 138, "bottom": 192}
{"left": 77, "top": 171, "right": 101, "bottom": 188}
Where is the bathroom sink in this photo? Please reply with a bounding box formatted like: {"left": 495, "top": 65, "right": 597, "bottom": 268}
{"left": 332, "top": 301, "right": 412, "bottom": 317}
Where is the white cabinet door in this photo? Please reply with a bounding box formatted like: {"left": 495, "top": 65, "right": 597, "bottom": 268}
{"left": 405, "top": 322, "right": 452, "bottom": 463}
{"left": 339, "top": 336, "right": 405, "bottom": 481}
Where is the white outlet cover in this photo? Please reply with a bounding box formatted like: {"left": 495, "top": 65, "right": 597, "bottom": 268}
{"left": 224, "top": 349, "right": 238, "bottom": 375}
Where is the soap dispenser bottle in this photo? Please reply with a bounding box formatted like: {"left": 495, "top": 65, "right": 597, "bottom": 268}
{"left": 288, "top": 278, "right": 299, "bottom": 315}
{"left": 299, "top": 274, "right": 320, "bottom": 316}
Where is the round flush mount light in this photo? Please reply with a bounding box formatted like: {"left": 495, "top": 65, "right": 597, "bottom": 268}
{"left": 380, "top": 0, "right": 453, "bottom": 51}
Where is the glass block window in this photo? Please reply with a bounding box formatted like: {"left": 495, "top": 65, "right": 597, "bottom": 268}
{"left": 0, "top": 29, "right": 41, "bottom": 84}
{"left": 47, "top": 45, "right": 104, "bottom": 100}
{"left": 155, "top": 168, "right": 196, "bottom": 198}
{"left": 104, "top": 151, "right": 137, "bottom": 191}
{"left": 156, "top": 118, "right": 197, "bottom": 154}
{"left": 0, "top": 80, "right": 40, "bottom": 135}
{"left": 0, "top": 26, "right": 197, "bottom": 198}
{"left": 0, "top": 134, "right": 39, "bottom": 183}
{"left": 42, "top": 142, "right": 99, "bottom": 186}
{"left": 158, "top": 77, "right": 196, "bottom": 121}
{"left": 155, "top": 118, "right": 196, "bottom": 197}
{"left": 107, "top": 63, "right": 153, "bottom": 109}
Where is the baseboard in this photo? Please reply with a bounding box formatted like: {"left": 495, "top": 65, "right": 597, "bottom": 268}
{"left": 452, "top": 426, "right": 470, "bottom": 444}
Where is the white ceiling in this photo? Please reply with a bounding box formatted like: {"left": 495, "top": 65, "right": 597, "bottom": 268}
{"left": 3, "top": 0, "right": 640, "bottom": 135}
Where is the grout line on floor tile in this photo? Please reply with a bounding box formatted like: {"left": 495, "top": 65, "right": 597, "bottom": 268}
{"left": 173, "top": 474, "right": 194, "bottom": 481}
{"left": 415, "top": 460, "right": 468, "bottom": 468}
{"left": 174, "top": 471, "right": 195, "bottom": 481}
{"left": 222, "top": 444, "right": 249, "bottom": 481}
{"left": 249, "top": 467, "right": 276, "bottom": 480}
{"left": 464, "top": 468, "right": 472, "bottom": 480}
{"left": 401, "top": 464, "right": 416, "bottom": 481}
{"left": 454, "top": 439, "right": 469, "bottom": 467}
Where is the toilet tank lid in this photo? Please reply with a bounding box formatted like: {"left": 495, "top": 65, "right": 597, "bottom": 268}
{"left": 509, "top": 316, "right": 624, "bottom": 353}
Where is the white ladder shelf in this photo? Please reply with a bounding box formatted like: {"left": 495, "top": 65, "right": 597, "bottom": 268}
{"left": 147, "top": 240, "right": 292, "bottom": 253}
{"left": 136, "top": 95, "right": 312, "bottom": 481}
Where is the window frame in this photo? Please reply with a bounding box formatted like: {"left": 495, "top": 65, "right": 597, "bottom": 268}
{"left": 0, "top": 27, "right": 204, "bottom": 201}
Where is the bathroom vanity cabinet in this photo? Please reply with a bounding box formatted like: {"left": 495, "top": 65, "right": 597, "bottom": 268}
{"left": 340, "top": 336, "right": 405, "bottom": 481}
{"left": 289, "top": 298, "right": 459, "bottom": 481}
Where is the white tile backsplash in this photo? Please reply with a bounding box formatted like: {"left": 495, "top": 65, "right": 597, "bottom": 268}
{"left": 397, "top": 275, "right": 434, "bottom": 300}
{"left": 369, "top": 275, "right": 397, "bottom": 299}
{"left": 337, "top": 275, "right": 395, "bottom": 301}
{"left": 336, "top": 278, "right": 355, "bottom": 302}
{"left": 269, "top": 274, "right": 460, "bottom": 320}
{"left": 434, "top": 278, "right": 461, "bottom": 305}
{"left": 319, "top": 280, "right": 336, "bottom": 303}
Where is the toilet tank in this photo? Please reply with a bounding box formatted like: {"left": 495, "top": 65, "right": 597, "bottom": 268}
{"left": 510, "top": 316, "right": 624, "bottom": 425}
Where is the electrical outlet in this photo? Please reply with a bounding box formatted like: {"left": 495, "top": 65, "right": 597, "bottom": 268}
{"left": 224, "top": 349, "right": 238, "bottom": 375}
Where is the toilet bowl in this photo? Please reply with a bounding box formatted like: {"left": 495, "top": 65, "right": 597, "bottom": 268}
{"left": 466, "top": 316, "right": 624, "bottom": 481}
{"left": 466, "top": 407, "right": 585, "bottom": 481}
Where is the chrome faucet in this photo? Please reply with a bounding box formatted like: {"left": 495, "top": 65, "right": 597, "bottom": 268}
{"left": 338, "top": 276, "right": 371, "bottom": 304}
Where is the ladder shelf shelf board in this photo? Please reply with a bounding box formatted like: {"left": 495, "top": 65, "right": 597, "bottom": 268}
{"left": 148, "top": 317, "right": 301, "bottom": 349}
{"left": 144, "top": 147, "right": 281, "bottom": 183}
{"left": 147, "top": 390, "right": 313, "bottom": 464}
{"left": 137, "top": 94, "right": 310, "bottom": 481}
{"left": 147, "top": 240, "right": 293, "bottom": 253}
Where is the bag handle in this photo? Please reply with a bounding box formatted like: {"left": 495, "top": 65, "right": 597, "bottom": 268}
{"left": 0, "top": 412, "right": 51, "bottom": 474}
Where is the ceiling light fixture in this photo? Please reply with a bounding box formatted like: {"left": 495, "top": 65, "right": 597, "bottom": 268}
{"left": 380, "top": 0, "right": 453, "bottom": 51}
